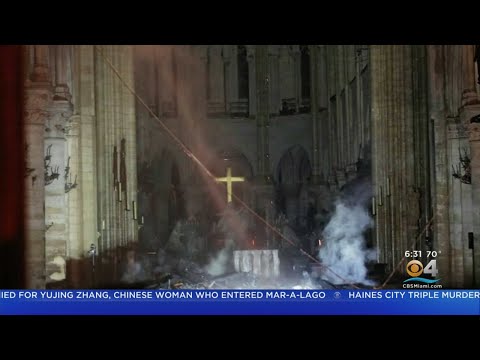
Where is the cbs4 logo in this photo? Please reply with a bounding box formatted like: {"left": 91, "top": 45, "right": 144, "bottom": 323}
{"left": 406, "top": 259, "right": 439, "bottom": 278}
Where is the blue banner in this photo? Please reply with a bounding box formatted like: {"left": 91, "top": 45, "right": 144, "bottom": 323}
{"left": 0, "top": 289, "right": 479, "bottom": 315}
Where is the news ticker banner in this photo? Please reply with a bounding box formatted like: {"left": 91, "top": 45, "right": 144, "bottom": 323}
{"left": 0, "top": 289, "right": 479, "bottom": 315}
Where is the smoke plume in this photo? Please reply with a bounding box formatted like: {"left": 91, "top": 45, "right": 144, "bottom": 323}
{"left": 205, "top": 238, "right": 235, "bottom": 277}
{"left": 319, "top": 199, "right": 376, "bottom": 286}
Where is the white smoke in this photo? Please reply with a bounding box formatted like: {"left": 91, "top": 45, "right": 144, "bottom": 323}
{"left": 319, "top": 200, "right": 376, "bottom": 286}
{"left": 205, "top": 238, "right": 234, "bottom": 276}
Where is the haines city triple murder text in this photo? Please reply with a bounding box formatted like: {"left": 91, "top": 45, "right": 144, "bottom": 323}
{"left": 348, "top": 290, "right": 480, "bottom": 299}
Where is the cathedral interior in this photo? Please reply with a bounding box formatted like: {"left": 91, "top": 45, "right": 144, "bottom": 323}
{"left": 1, "top": 45, "right": 480, "bottom": 289}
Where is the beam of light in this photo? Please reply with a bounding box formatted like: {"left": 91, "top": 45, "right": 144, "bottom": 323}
{"left": 96, "top": 45, "right": 360, "bottom": 288}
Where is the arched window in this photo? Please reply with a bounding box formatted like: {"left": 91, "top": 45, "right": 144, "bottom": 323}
{"left": 237, "top": 45, "right": 249, "bottom": 100}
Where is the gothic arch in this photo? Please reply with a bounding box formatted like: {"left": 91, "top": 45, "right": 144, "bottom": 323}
{"left": 274, "top": 145, "right": 313, "bottom": 235}
{"left": 147, "top": 148, "right": 186, "bottom": 248}
{"left": 274, "top": 145, "right": 312, "bottom": 187}
{"left": 215, "top": 147, "right": 254, "bottom": 180}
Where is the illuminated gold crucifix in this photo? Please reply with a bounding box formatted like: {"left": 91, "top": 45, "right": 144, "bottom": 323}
{"left": 215, "top": 167, "right": 245, "bottom": 203}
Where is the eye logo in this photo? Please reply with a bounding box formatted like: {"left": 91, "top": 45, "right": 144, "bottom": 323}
{"left": 406, "top": 260, "right": 423, "bottom": 277}
{"left": 403, "top": 259, "right": 441, "bottom": 284}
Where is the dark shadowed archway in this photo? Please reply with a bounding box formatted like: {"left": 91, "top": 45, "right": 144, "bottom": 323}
{"left": 138, "top": 149, "right": 185, "bottom": 251}
{"left": 274, "top": 145, "right": 312, "bottom": 235}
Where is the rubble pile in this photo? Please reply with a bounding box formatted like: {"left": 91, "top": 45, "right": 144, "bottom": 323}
{"left": 118, "top": 247, "right": 350, "bottom": 290}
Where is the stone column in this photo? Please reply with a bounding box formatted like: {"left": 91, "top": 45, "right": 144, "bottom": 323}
{"left": 157, "top": 45, "right": 176, "bottom": 116}
{"left": 254, "top": 45, "right": 274, "bottom": 249}
{"left": 246, "top": 45, "right": 256, "bottom": 117}
{"left": 207, "top": 45, "right": 226, "bottom": 114}
{"left": 77, "top": 46, "right": 98, "bottom": 272}
{"left": 465, "top": 106, "right": 480, "bottom": 287}
{"left": 253, "top": 185, "right": 275, "bottom": 249}
{"left": 309, "top": 45, "right": 320, "bottom": 184}
{"left": 427, "top": 45, "right": 452, "bottom": 285}
{"left": 369, "top": 45, "right": 379, "bottom": 259}
{"left": 191, "top": 45, "right": 209, "bottom": 182}
{"left": 255, "top": 45, "right": 270, "bottom": 179}
{"left": 95, "top": 45, "right": 120, "bottom": 282}
{"left": 53, "top": 46, "right": 75, "bottom": 264}
{"left": 457, "top": 44, "right": 480, "bottom": 284}
{"left": 292, "top": 45, "right": 301, "bottom": 111}
{"left": 223, "top": 45, "right": 238, "bottom": 114}
{"left": 370, "top": 45, "right": 429, "bottom": 274}
{"left": 370, "top": 45, "right": 387, "bottom": 265}
{"left": 447, "top": 122, "right": 472, "bottom": 287}
{"left": 53, "top": 45, "right": 78, "bottom": 285}
{"left": 121, "top": 46, "right": 138, "bottom": 248}
{"left": 31, "top": 45, "right": 50, "bottom": 82}
{"left": 145, "top": 46, "right": 156, "bottom": 112}
{"left": 268, "top": 45, "right": 280, "bottom": 115}
{"left": 65, "top": 115, "right": 82, "bottom": 286}
{"left": 24, "top": 45, "right": 52, "bottom": 288}
{"left": 278, "top": 45, "right": 296, "bottom": 109}
{"left": 317, "top": 46, "right": 329, "bottom": 179}
{"left": 53, "top": 46, "right": 71, "bottom": 101}
{"left": 44, "top": 92, "right": 72, "bottom": 285}
{"left": 462, "top": 45, "right": 479, "bottom": 106}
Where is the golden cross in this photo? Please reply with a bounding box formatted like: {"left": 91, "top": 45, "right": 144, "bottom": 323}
{"left": 215, "top": 167, "right": 245, "bottom": 203}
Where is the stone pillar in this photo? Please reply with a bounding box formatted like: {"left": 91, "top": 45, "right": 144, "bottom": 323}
{"left": 370, "top": 45, "right": 387, "bottom": 265}
{"left": 94, "top": 45, "right": 110, "bottom": 283}
{"left": 255, "top": 45, "right": 270, "bottom": 179}
{"left": 370, "top": 45, "right": 428, "bottom": 274}
{"left": 254, "top": 184, "right": 275, "bottom": 249}
{"left": 53, "top": 46, "right": 71, "bottom": 101}
{"left": 427, "top": 45, "right": 452, "bottom": 285}
{"left": 77, "top": 46, "right": 98, "bottom": 273}
{"left": 328, "top": 50, "right": 339, "bottom": 173}
{"left": 192, "top": 45, "right": 209, "bottom": 182}
{"left": 223, "top": 45, "right": 238, "bottom": 114}
{"left": 207, "top": 45, "right": 226, "bottom": 114}
{"left": 247, "top": 46, "right": 257, "bottom": 117}
{"left": 44, "top": 94, "right": 72, "bottom": 285}
{"left": 268, "top": 45, "right": 280, "bottom": 115}
{"left": 466, "top": 107, "right": 480, "bottom": 287}
{"left": 316, "top": 46, "right": 329, "bottom": 179}
{"left": 144, "top": 46, "right": 156, "bottom": 112}
{"left": 279, "top": 45, "right": 296, "bottom": 109}
{"left": 121, "top": 46, "right": 138, "bottom": 248}
{"left": 157, "top": 45, "right": 176, "bottom": 116}
{"left": 53, "top": 45, "right": 79, "bottom": 285}
{"left": 335, "top": 46, "right": 345, "bottom": 169}
{"left": 65, "top": 115, "right": 82, "bottom": 286}
{"left": 24, "top": 46, "right": 52, "bottom": 287}
{"left": 457, "top": 44, "right": 480, "bottom": 283}
{"left": 171, "top": 47, "right": 190, "bottom": 185}
{"left": 309, "top": 45, "right": 320, "bottom": 184}
{"left": 462, "top": 45, "right": 479, "bottom": 106}
{"left": 292, "top": 45, "right": 301, "bottom": 111}
{"left": 94, "top": 45, "right": 138, "bottom": 283}
{"left": 31, "top": 45, "right": 50, "bottom": 82}
{"left": 447, "top": 122, "right": 472, "bottom": 287}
